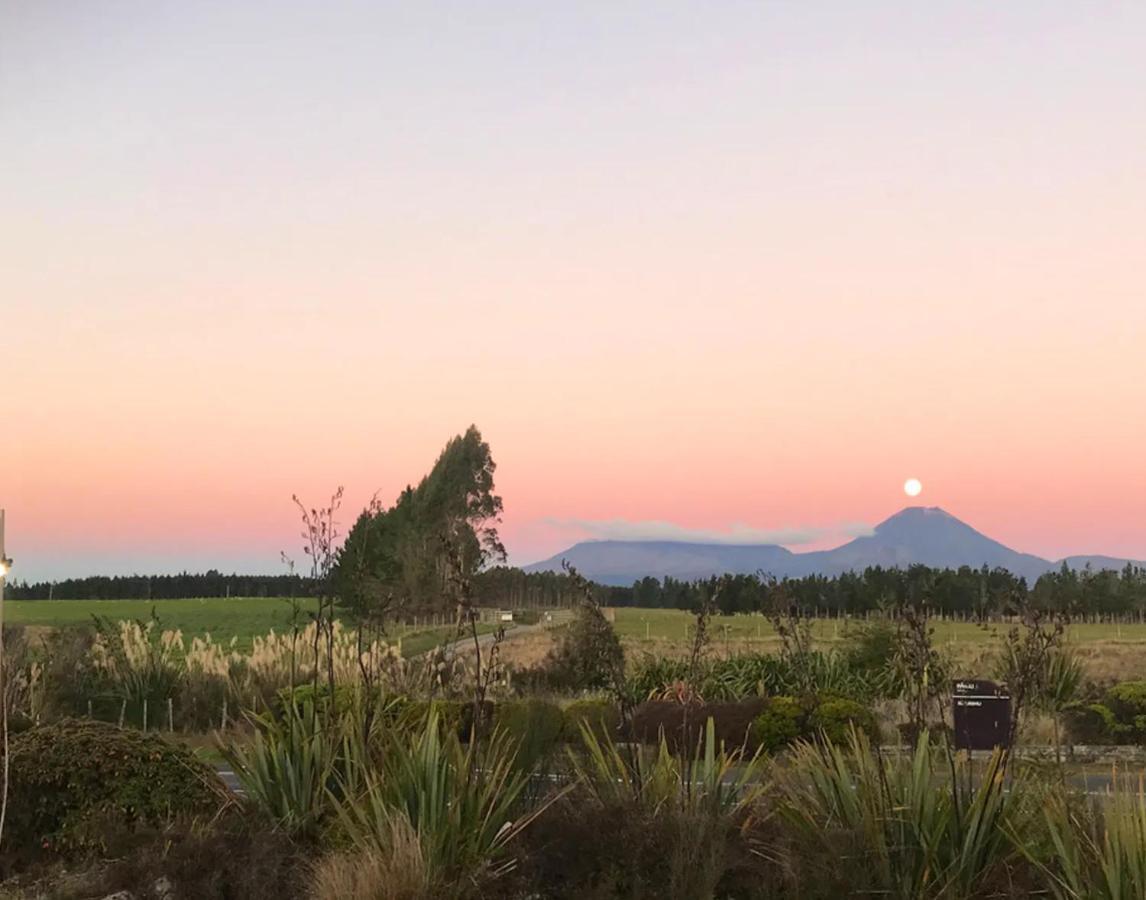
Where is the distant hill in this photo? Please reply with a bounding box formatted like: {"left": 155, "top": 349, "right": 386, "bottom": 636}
{"left": 524, "top": 507, "right": 1146, "bottom": 586}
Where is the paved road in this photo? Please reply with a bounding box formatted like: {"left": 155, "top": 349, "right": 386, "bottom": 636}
{"left": 430, "top": 621, "right": 547, "bottom": 657}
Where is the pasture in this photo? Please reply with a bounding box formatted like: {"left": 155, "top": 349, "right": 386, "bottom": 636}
{"left": 610, "top": 607, "right": 1146, "bottom": 681}
{"left": 611, "top": 606, "right": 1146, "bottom": 645}
{"left": 4, "top": 596, "right": 477, "bottom": 656}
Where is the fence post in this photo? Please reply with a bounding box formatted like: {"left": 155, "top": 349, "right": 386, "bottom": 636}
{"left": 142, "top": 698, "right": 148, "bottom": 732}
{"left": 118, "top": 698, "right": 126, "bottom": 728}
{"left": 168, "top": 697, "right": 174, "bottom": 732}
{"left": 221, "top": 695, "right": 228, "bottom": 732}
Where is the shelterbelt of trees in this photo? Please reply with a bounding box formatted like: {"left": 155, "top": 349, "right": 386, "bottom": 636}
{"left": 605, "top": 562, "right": 1146, "bottom": 617}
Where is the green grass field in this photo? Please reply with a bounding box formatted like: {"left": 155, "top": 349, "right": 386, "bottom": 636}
{"left": 5, "top": 597, "right": 490, "bottom": 656}
{"left": 611, "top": 607, "right": 1146, "bottom": 647}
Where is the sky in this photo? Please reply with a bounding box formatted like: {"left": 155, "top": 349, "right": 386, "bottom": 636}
{"left": 3, "top": 1, "right": 1145, "bottom": 581}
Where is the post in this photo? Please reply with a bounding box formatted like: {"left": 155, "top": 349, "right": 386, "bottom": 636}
{"left": 142, "top": 698, "right": 148, "bottom": 732}
{"left": 167, "top": 697, "right": 174, "bottom": 732}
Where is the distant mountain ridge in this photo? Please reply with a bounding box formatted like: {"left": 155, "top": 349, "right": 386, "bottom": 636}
{"left": 524, "top": 507, "right": 1146, "bottom": 586}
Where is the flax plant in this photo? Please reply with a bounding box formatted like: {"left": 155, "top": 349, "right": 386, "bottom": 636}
{"left": 334, "top": 708, "right": 538, "bottom": 891}
{"left": 219, "top": 698, "right": 350, "bottom": 839}
{"left": 774, "top": 728, "right": 1029, "bottom": 899}
{"left": 1022, "top": 775, "right": 1146, "bottom": 900}
{"left": 572, "top": 716, "right": 764, "bottom": 817}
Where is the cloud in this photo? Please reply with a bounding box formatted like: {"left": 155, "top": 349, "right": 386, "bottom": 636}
{"left": 541, "top": 517, "right": 874, "bottom": 547}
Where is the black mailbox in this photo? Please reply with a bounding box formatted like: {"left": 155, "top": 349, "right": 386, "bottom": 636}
{"left": 952, "top": 679, "right": 1011, "bottom": 751}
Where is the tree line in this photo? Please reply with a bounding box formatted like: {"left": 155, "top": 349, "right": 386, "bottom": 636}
{"left": 14, "top": 562, "right": 1146, "bottom": 619}
{"left": 6, "top": 570, "right": 312, "bottom": 601}
{"left": 605, "top": 562, "right": 1146, "bottom": 617}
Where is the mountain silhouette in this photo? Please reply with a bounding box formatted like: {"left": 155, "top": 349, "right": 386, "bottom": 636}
{"left": 523, "top": 506, "right": 1144, "bottom": 585}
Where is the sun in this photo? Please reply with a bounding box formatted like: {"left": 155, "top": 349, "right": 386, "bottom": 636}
{"left": 904, "top": 478, "right": 923, "bottom": 498}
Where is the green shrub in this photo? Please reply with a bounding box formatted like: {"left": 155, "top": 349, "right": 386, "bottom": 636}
{"left": 751, "top": 696, "right": 806, "bottom": 753}
{"left": 535, "top": 606, "right": 625, "bottom": 693}
{"left": 6, "top": 719, "right": 225, "bottom": 854}
{"left": 810, "top": 697, "right": 879, "bottom": 745}
{"left": 561, "top": 699, "right": 619, "bottom": 743}
{"left": 1063, "top": 687, "right": 1146, "bottom": 745}
{"left": 493, "top": 698, "right": 566, "bottom": 770}
{"left": 1105, "top": 682, "right": 1146, "bottom": 723}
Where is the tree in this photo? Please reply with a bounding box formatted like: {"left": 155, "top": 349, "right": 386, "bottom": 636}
{"left": 333, "top": 425, "right": 505, "bottom": 623}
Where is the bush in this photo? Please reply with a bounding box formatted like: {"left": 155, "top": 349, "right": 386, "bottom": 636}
{"left": 513, "top": 797, "right": 767, "bottom": 900}
{"left": 493, "top": 698, "right": 566, "bottom": 770}
{"left": 1061, "top": 683, "right": 1146, "bottom": 745}
{"left": 5, "top": 719, "right": 226, "bottom": 855}
{"left": 809, "top": 697, "right": 879, "bottom": 745}
{"left": 533, "top": 606, "right": 625, "bottom": 694}
{"left": 751, "top": 696, "right": 805, "bottom": 753}
{"left": 1104, "top": 681, "right": 1146, "bottom": 723}
{"left": 1063, "top": 702, "right": 1119, "bottom": 744}
{"left": 74, "top": 817, "right": 310, "bottom": 900}
{"left": 630, "top": 700, "right": 768, "bottom": 752}
{"left": 562, "top": 699, "right": 620, "bottom": 742}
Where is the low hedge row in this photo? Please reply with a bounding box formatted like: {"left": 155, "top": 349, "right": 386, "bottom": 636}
{"left": 630, "top": 695, "right": 879, "bottom": 753}
{"left": 274, "top": 687, "right": 877, "bottom": 759}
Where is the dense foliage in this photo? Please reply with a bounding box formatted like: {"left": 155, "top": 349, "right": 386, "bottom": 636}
{"left": 4, "top": 719, "right": 225, "bottom": 855}
{"left": 1065, "top": 680, "right": 1146, "bottom": 745}
{"left": 335, "top": 425, "right": 506, "bottom": 620}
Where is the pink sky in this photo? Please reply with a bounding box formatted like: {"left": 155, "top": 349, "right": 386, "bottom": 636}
{"left": 4, "top": 3, "right": 1145, "bottom": 580}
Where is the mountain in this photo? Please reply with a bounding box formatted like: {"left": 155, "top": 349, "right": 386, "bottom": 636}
{"left": 523, "top": 507, "right": 1145, "bottom": 586}
{"left": 798, "top": 507, "right": 1054, "bottom": 582}
{"left": 523, "top": 540, "right": 798, "bottom": 587}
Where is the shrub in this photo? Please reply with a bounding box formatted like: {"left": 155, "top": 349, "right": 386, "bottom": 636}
{"left": 531, "top": 718, "right": 768, "bottom": 899}
{"left": 515, "top": 796, "right": 762, "bottom": 900}
{"left": 562, "top": 698, "right": 620, "bottom": 743}
{"left": 493, "top": 698, "right": 566, "bottom": 771}
{"left": 77, "top": 817, "right": 310, "bottom": 900}
{"left": 533, "top": 606, "right": 625, "bottom": 694}
{"left": 1104, "top": 681, "right": 1146, "bottom": 724}
{"left": 1060, "top": 683, "right": 1146, "bottom": 746}
{"left": 751, "top": 696, "right": 805, "bottom": 753}
{"left": 809, "top": 697, "right": 879, "bottom": 745}
{"left": 630, "top": 700, "right": 768, "bottom": 752}
{"left": 1063, "top": 702, "right": 1119, "bottom": 744}
{"left": 5, "top": 719, "right": 226, "bottom": 855}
